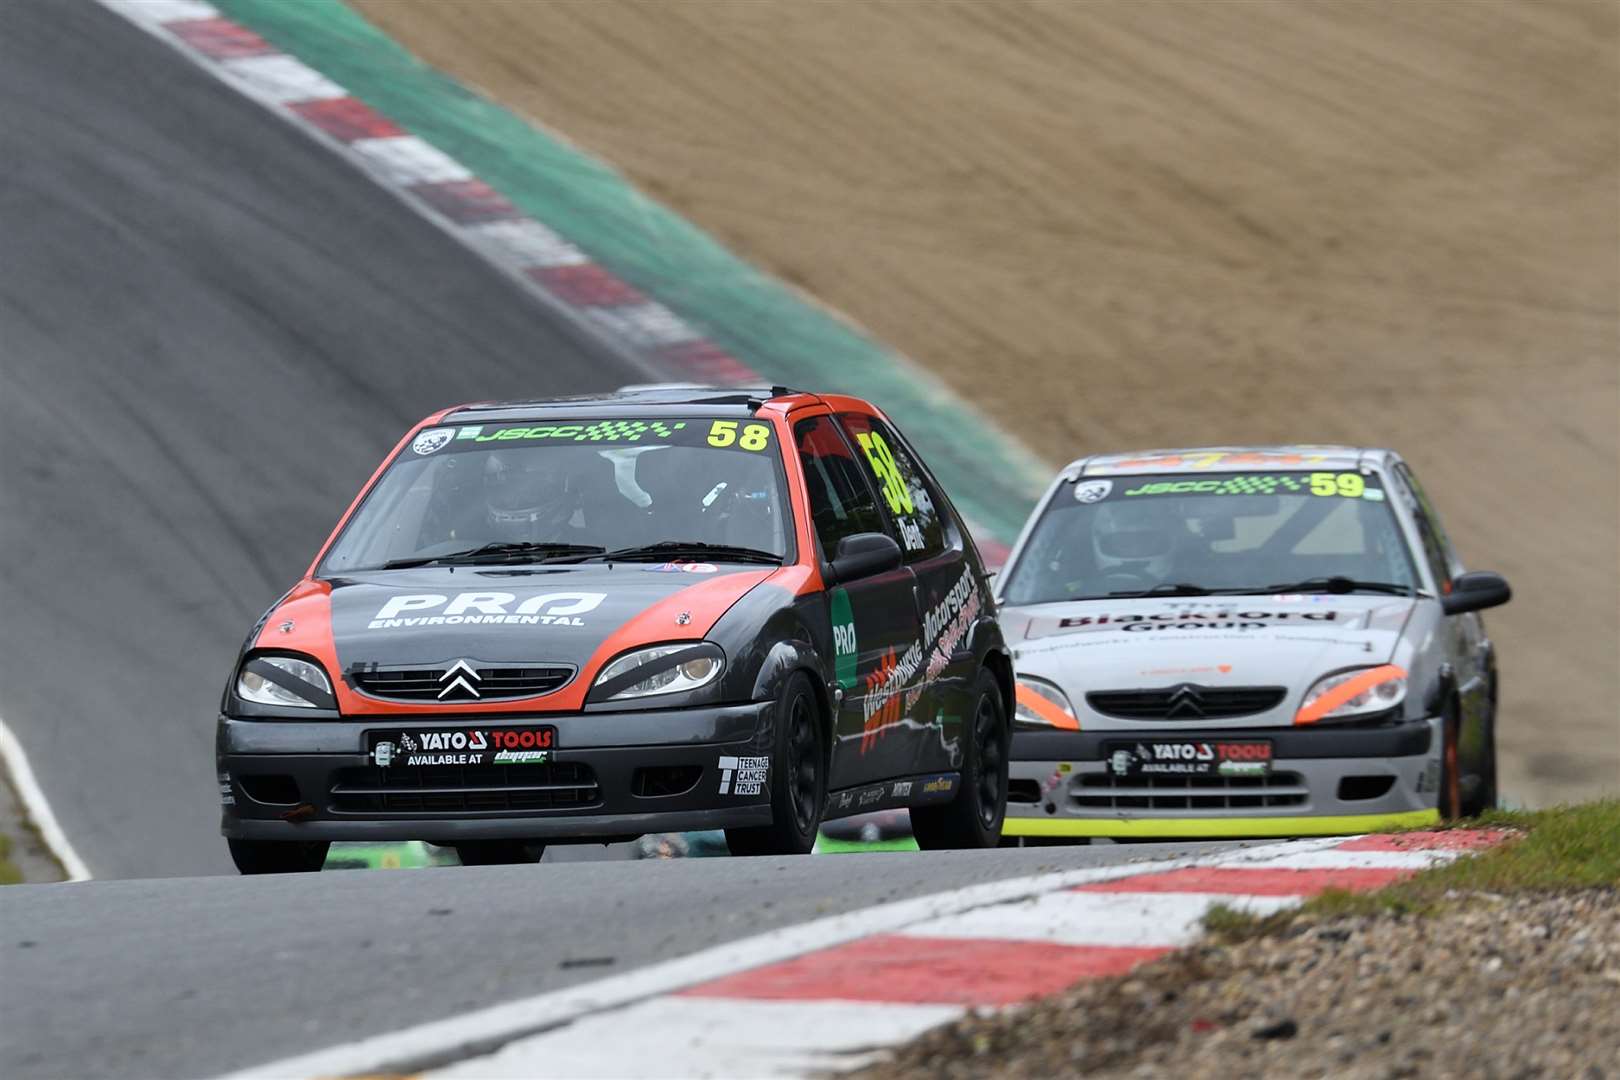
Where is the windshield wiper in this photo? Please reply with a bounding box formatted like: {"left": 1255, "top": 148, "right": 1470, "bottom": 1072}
{"left": 1103, "top": 582, "right": 1213, "bottom": 599}
{"left": 1241, "top": 576, "right": 1416, "bottom": 597}
{"left": 590, "top": 541, "right": 783, "bottom": 565}
{"left": 380, "top": 541, "right": 607, "bottom": 569}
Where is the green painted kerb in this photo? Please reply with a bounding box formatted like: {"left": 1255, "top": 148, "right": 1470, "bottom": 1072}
{"left": 213, "top": 0, "right": 1049, "bottom": 540}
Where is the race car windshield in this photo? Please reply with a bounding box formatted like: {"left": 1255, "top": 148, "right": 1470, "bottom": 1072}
{"left": 319, "top": 418, "right": 791, "bottom": 573}
{"left": 999, "top": 471, "right": 1421, "bottom": 606}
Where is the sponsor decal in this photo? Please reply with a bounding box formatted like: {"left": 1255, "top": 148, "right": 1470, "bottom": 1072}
{"left": 921, "top": 775, "right": 955, "bottom": 795}
{"left": 645, "top": 561, "right": 720, "bottom": 574}
{"left": 469, "top": 420, "right": 689, "bottom": 444}
{"left": 1058, "top": 609, "right": 1339, "bottom": 634}
{"left": 411, "top": 427, "right": 454, "bottom": 455}
{"left": 1108, "top": 740, "right": 1272, "bottom": 777}
{"left": 830, "top": 587, "right": 858, "bottom": 690}
{"left": 1073, "top": 479, "right": 1112, "bottom": 503}
{"left": 370, "top": 727, "right": 554, "bottom": 768}
{"left": 858, "top": 785, "right": 885, "bottom": 807}
{"left": 1113, "top": 452, "right": 1330, "bottom": 470}
{"left": 367, "top": 591, "right": 606, "bottom": 630}
{"left": 492, "top": 749, "right": 551, "bottom": 765}
{"left": 890, "top": 780, "right": 913, "bottom": 798}
{"left": 1120, "top": 472, "right": 1376, "bottom": 500}
{"left": 218, "top": 774, "right": 235, "bottom": 807}
{"left": 834, "top": 790, "right": 856, "bottom": 811}
{"left": 718, "top": 755, "right": 768, "bottom": 796}
{"left": 1138, "top": 663, "right": 1233, "bottom": 677}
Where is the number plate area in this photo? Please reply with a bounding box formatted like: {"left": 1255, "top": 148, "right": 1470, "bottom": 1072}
{"left": 1103, "top": 739, "right": 1273, "bottom": 778}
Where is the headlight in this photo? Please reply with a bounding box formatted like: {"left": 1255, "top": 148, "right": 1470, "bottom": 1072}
{"left": 1014, "top": 676, "right": 1079, "bottom": 730}
{"left": 237, "top": 655, "right": 334, "bottom": 709}
{"left": 1295, "top": 664, "right": 1406, "bottom": 725}
{"left": 593, "top": 643, "right": 724, "bottom": 701}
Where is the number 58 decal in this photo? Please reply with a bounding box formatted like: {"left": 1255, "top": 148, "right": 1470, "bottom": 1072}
{"left": 708, "top": 420, "right": 772, "bottom": 451}
{"left": 856, "top": 431, "right": 915, "bottom": 516}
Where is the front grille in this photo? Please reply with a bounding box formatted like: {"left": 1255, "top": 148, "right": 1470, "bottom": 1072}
{"left": 348, "top": 664, "right": 574, "bottom": 702}
{"left": 1086, "top": 685, "right": 1287, "bottom": 721}
{"left": 329, "top": 762, "right": 599, "bottom": 814}
{"left": 1070, "top": 770, "right": 1307, "bottom": 811}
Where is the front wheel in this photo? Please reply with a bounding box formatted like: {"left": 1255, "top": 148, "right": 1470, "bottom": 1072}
{"left": 228, "top": 838, "right": 330, "bottom": 875}
{"left": 726, "top": 672, "right": 825, "bottom": 857}
{"left": 912, "top": 668, "right": 1008, "bottom": 850}
{"left": 455, "top": 841, "right": 545, "bottom": 866}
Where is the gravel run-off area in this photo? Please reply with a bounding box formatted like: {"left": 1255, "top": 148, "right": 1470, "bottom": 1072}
{"left": 857, "top": 890, "right": 1620, "bottom": 1080}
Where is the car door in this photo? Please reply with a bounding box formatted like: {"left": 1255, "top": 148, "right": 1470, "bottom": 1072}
{"left": 791, "top": 414, "right": 921, "bottom": 791}
{"left": 837, "top": 411, "right": 975, "bottom": 780}
{"left": 1394, "top": 463, "right": 1492, "bottom": 754}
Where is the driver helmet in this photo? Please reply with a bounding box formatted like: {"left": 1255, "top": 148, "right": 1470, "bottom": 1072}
{"left": 1091, "top": 500, "right": 1182, "bottom": 580}
{"left": 482, "top": 451, "right": 575, "bottom": 540}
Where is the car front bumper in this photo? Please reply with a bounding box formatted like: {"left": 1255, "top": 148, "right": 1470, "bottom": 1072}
{"left": 1004, "top": 716, "right": 1442, "bottom": 839}
{"left": 218, "top": 700, "right": 775, "bottom": 844}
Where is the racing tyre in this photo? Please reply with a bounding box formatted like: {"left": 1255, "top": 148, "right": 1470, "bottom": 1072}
{"left": 228, "top": 838, "right": 330, "bottom": 875}
{"left": 455, "top": 841, "right": 544, "bottom": 865}
{"left": 726, "top": 671, "right": 824, "bottom": 857}
{"left": 1460, "top": 685, "right": 1499, "bottom": 818}
{"left": 911, "top": 669, "right": 1008, "bottom": 850}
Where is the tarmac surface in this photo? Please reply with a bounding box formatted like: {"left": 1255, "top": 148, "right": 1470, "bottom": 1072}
{"left": 0, "top": 841, "right": 1244, "bottom": 1080}
{"left": 0, "top": 0, "right": 639, "bottom": 879}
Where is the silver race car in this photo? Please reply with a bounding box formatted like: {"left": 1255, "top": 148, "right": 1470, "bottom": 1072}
{"left": 995, "top": 447, "right": 1510, "bottom": 841}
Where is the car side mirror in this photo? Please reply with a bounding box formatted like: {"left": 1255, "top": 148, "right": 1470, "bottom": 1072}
{"left": 1441, "top": 570, "right": 1511, "bottom": 615}
{"left": 828, "top": 532, "right": 903, "bottom": 583}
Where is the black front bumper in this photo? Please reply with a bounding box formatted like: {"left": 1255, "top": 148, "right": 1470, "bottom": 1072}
{"left": 218, "top": 701, "right": 775, "bottom": 844}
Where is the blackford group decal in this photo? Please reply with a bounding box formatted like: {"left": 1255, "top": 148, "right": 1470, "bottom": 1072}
{"left": 1058, "top": 609, "right": 1340, "bottom": 633}
{"left": 368, "top": 591, "right": 606, "bottom": 630}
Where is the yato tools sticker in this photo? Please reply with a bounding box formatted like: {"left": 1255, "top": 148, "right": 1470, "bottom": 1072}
{"left": 370, "top": 727, "right": 556, "bottom": 768}
{"left": 1107, "top": 740, "right": 1272, "bottom": 778}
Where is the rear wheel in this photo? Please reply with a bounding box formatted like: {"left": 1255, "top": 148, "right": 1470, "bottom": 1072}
{"left": 912, "top": 669, "right": 1008, "bottom": 850}
{"left": 455, "top": 841, "right": 544, "bottom": 866}
{"left": 726, "top": 672, "right": 824, "bottom": 857}
{"left": 228, "top": 838, "right": 329, "bottom": 875}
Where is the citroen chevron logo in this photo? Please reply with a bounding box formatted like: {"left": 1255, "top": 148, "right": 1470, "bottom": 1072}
{"left": 438, "top": 659, "right": 481, "bottom": 700}
{"left": 1165, "top": 683, "right": 1204, "bottom": 718}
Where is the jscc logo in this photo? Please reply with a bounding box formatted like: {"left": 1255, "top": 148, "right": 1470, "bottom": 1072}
{"left": 368, "top": 592, "right": 605, "bottom": 630}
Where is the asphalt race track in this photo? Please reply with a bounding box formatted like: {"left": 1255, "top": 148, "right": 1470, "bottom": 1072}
{"left": 0, "top": 0, "right": 643, "bottom": 879}
{"left": 0, "top": 842, "right": 1251, "bottom": 1079}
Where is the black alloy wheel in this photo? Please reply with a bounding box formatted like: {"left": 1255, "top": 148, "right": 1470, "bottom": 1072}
{"left": 454, "top": 841, "right": 545, "bottom": 866}
{"left": 726, "top": 671, "right": 824, "bottom": 856}
{"left": 227, "top": 838, "right": 331, "bottom": 875}
{"left": 912, "top": 668, "right": 1009, "bottom": 850}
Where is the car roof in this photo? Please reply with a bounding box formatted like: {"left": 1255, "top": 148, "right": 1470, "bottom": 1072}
{"left": 1065, "top": 445, "right": 1400, "bottom": 477}
{"left": 439, "top": 384, "right": 833, "bottom": 424}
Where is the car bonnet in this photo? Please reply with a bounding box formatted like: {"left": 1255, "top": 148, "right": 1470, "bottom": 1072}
{"left": 1003, "top": 594, "right": 1416, "bottom": 727}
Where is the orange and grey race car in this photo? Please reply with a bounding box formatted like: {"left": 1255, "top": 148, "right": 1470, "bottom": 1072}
{"left": 219, "top": 386, "right": 1011, "bottom": 872}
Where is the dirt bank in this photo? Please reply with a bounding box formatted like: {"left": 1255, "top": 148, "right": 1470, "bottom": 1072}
{"left": 354, "top": 0, "right": 1619, "bottom": 805}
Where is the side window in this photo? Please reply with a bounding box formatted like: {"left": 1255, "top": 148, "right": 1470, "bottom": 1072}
{"left": 1392, "top": 465, "right": 1455, "bottom": 592}
{"left": 838, "top": 413, "right": 949, "bottom": 562}
{"left": 793, "top": 416, "right": 888, "bottom": 560}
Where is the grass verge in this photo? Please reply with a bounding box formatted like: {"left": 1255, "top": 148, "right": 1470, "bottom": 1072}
{"left": 1206, "top": 800, "right": 1620, "bottom": 940}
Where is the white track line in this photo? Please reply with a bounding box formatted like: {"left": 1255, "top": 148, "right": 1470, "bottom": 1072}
{"left": 0, "top": 716, "right": 92, "bottom": 882}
